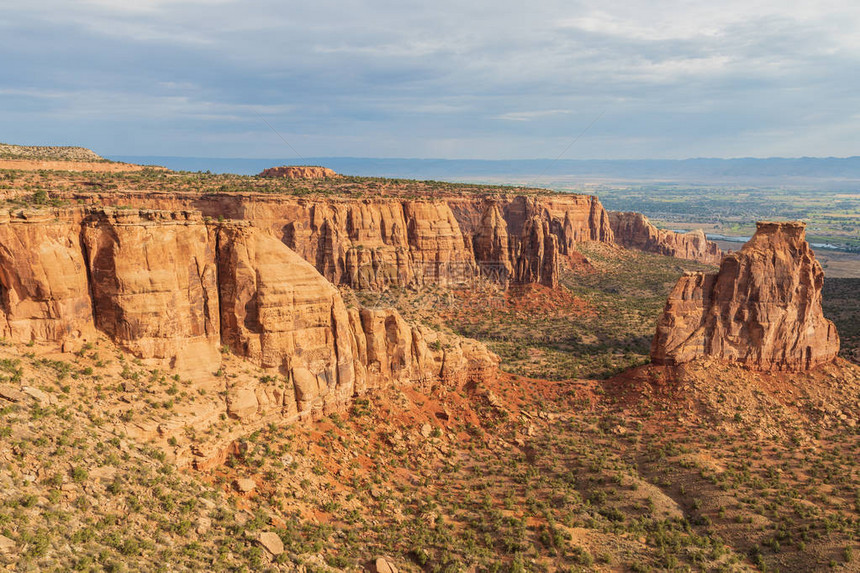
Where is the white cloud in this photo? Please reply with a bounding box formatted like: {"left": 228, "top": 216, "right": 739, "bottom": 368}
{"left": 0, "top": 0, "right": 859, "bottom": 157}
{"left": 78, "top": 0, "right": 235, "bottom": 12}
{"left": 493, "top": 110, "right": 573, "bottom": 122}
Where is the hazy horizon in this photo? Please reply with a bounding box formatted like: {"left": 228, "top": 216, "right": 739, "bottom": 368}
{"left": 106, "top": 154, "right": 860, "bottom": 188}
{"left": 111, "top": 152, "right": 860, "bottom": 161}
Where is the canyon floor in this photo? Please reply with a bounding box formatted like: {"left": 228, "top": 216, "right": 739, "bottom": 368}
{"left": 0, "top": 159, "right": 858, "bottom": 572}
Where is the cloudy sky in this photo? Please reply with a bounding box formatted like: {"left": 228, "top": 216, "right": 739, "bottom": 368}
{"left": 2, "top": 0, "right": 859, "bottom": 159}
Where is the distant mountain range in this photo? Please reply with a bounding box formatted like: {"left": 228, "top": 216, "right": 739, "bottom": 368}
{"left": 109, "top": 155, "right": 860, "bottom": 187}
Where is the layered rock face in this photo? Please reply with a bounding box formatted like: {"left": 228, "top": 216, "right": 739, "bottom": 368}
{"left": 282, "top": 197, "right": 576, "bottom": 288}
{"left": 404, "top": 202, "right": 476, "bottom": 285}
{"left": 258, "top": 166, "right": 338, "bottom": 179}
{"left": 609, "top": 212, "right": 722, "bottom": 265}
{"left": 82, "top": 210, "right": 222, "bottom": 371}
{"left": 217, "top": 222, "right": 498, "bottom": 420}
{"left": 451, "top": 194, "right": 613, "bottom": 287}
{"left": 513, "top": 217, "right": 559, "bottom": 287}
{"left": 0, "top": 210, "right": 94, "bottom": 343}
{"left": 216, "top": 223, "right": 357, "bottom": 417}
{"left": 0, "top": 207, "right": 498, "bottom": 421}
{"left": 351, "top": 307, "right": 497, "bottom": 393}
{"left": 77, "top": 191, "right": 615, "bottom": 289}
{"left": 652, "top": 222, "right": 840, "bottom": 371}
{"left": 281, "top": 200, "right": 473, "bottom": 288}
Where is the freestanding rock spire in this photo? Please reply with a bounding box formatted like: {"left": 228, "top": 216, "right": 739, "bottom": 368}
{"left": 651, "top": 221, "right": 840, "bottom": 371}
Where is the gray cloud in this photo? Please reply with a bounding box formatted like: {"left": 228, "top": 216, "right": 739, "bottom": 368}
{"left": 0, "top": 0, "right": 858, "bottom": 158}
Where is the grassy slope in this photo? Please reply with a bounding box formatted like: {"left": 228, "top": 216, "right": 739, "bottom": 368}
{"left": 374, "top": 243, "right": 715, "bottom": 381}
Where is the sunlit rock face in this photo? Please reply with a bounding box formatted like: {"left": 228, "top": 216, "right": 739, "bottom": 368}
{"left": 609, "top": 211, "right": 722, "bottom": 265}
{"left": 652, "top": 221, "right": 840, "bottom": 371}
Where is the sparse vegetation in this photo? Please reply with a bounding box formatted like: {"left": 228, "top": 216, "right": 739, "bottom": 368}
{"left": 0, "top": 164, "right": 856, "bottom": 571}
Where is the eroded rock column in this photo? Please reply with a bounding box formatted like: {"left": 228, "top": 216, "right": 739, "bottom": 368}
{"left": 652, "top": 221, "right": 840, "bottom": 371}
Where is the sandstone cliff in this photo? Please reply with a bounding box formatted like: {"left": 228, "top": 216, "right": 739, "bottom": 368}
{"left": 0, "top": 207, "right": 498, "bottom": 422}
{"left": 451, "top": 194, "right": 613, "bottom": 288}
{"left": 351, "top": 307, "right": 496, "bottom": 393}
{"left": 83, "top": 209, "right": 222, "bottom": 371}
{"left": 73, "top": 191, "right": 614, "bottom": 289}
{"left": 258, "top": 166, "right": 338, "bottom": 179}
{"left": 609, "top": 211, "right": 721, "bottom": 265}
{"left": 651, "top": 221, "right": 840, "bottom": 371}
{"left": 216, "top": 221, "right": 497, "bottom": 421}
{"left": 216, "top": 222, "right": 358, "bottom": 418}
{"left": 0, "top": 210, "right": 94, "bottom": 344}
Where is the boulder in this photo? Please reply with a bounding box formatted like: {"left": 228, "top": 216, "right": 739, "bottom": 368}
{"left": 257, "top": 531, "right": 284, "bottom": 556}
{"left": 373, "top": 556, "right": 399, "bottom": 573}
{"left": 0, "top": 534, "right": 16, "bottom": 555}
{"left": 234, "top": 478, "right": 256, "bottom": 493}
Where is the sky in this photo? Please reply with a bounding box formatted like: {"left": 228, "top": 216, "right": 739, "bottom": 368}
{"left": 1, "top": 0, "right": 859, "bottom": 160}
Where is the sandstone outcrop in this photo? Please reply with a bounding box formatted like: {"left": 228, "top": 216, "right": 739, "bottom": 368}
{"left": 0, "top": 210, "right": 94, "bottom": 344}
{"left": 471, "top": 203, "right": 513, "bottom": 282}
{"left": 82, "top": 209, "right": 222, "bottom": 371}
{"left": 512, "top": 216, "right": 559, "bottom": 287}
{"left": 351, "top": 307, "right": 497, "bottom": 393}
{"left": 217, "top": 223, "right": 498, "bottom": 421}
{"left": 73, "top": 191, "right": 615, "bottom": 290}
{"left": 281, "top": 199, "right": 481, "bottom": 288}
{"left": 0, "top": 206, "right": 498, "bottom": 428}
{"left": 258, "top": 166, "right": 338, "bottom": 179}
{"left": 609, "top": 211, "right": 721, "bottom": 265}
{"left": 451, "top": 194, "right": 612, "bottom": 286}
{"left": 404, "top": 202, "right": 475, "bottom": 285}
{"left": 217, "top": 222, "right": 357, "bottom": 418}
{"left": 651, "top": 221, "right": 840, "bottom": 371}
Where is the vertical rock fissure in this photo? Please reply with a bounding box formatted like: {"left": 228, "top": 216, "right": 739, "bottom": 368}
{"left": 78, "top": 219, "right": 99, "bottom": 330}
{"left": 213, "top": 225, "right": 226, "bottom": 347}
{"left": 0, "top": 280, "right": 9, "bottom": 336}
{"left": 330, "top": 304, "right": 342, "bottom": 387}
{"left": 400, "top": 201, "right": 415, "bottom": 281}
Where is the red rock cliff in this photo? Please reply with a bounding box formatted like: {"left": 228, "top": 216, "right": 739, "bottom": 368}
{"left": 651, "top": 221, "right": 840, "bottom": 371}
{"left": 82, "top": 209, "right": 222, "bottom": 371}
{"left": 609, "top": 211, "right": 722, "bottom": 265}
{"left": 216, "top": 222, "right": 498, "bottom": 420}
{"left": 216, "top": 222, "right": 358, "bottom": 418}
{"left": 71, "top": 191, "right": 615, "bottom": 289}
{"left": 0, "top": 209, "right": 94, "bottom": 344}
{"left": 0, "top": 208, "right": 498, "bottom": 421}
